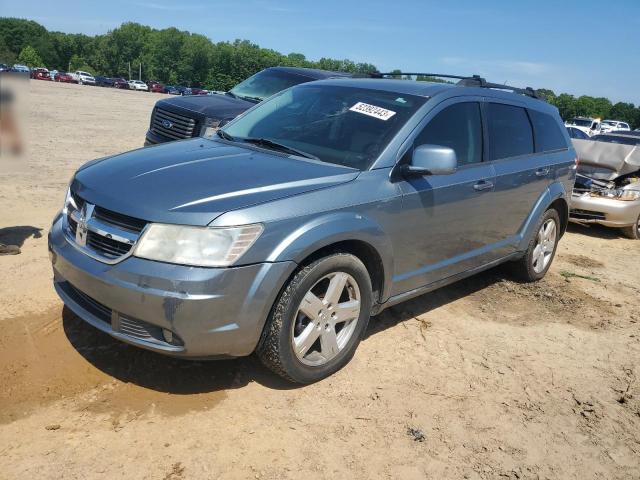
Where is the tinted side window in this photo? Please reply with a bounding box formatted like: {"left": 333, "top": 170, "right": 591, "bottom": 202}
{"left": 487, "top": 103, "right": 534, "bottom": 160}
{"left": 414, "top": 102, "right": 483, "bottom": 166}
{"left": 529, "top": 109, "right": 568, "bottom": 152}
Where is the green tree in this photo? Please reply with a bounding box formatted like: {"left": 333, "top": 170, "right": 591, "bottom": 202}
{"left": 16, "top": 45, "right": 43, "bottom": 67}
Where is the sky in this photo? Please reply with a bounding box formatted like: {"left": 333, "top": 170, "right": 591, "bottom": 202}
{"left": 2, "top": 0, "right": 640, "bottom": 104}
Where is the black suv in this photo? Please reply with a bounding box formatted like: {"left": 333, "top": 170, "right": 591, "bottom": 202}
{"left": 144, "top": 67, "right": 353, "bottom": 146}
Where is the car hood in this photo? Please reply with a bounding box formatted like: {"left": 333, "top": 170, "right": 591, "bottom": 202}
{"left": 72, "top": 139, "right": 359, "bottom": 226}
{"left": 157, "top": 94, "right": 255, "bottom": 121}
{"left": 574, "top": 139, "right": 640, "bottom": 180}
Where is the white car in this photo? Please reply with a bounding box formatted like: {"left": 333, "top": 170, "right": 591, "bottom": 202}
{"left": 600, "top": 120, "right": 631, "bottom": 133}
{"left": 128, "top": 80, "right": 149, "bottom": 91}
{"left": 565, "top": 117, "right": 601, "bottom": 137}
{"left": 71, "top": 71, "right": 96, "bottom": 85}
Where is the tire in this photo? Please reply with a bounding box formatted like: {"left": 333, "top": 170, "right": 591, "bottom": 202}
{"left": 621, "top": 213, "right": 640, "bottom": 239}
{"left": 511, "top": 208, "right": 561, "bottom": 282}
{"left": 257, "top": 253, "right": 373, "bottom": 384}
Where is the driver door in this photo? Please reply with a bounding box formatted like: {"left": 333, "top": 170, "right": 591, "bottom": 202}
{"left": 390, "top": 99, "right": 500, "bottom": 295}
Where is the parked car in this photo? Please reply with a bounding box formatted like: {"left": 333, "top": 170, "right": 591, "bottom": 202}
{"left": 145, "top": 67, "right": 353, "bottom": 145}
{"left": 70, "top": 71, "right": 96, "bottom": 85}
{"left": 567, "top": 126, "right": 590, "bottom": 140}
{"left": 175, "top": 86, "right": 191, "bottom": 95}
{"left": 565, "top": 116, "right": 601, "bottom": 137}
{"left": 0, "top": 63, "right": 9, "bottom": 72}
{"left": 571, "top": 132, "right": 640, "bottom": 239}
{"left": 55, "top": 71, "right": 75, "bottom": 83}
{"left": 147, "top": 81, "right": 164, "bottom": 93}
{"left": 113, "top": 78, "right": 129, "bottom": 89}
{"left": 163, "top": 85, "right": 180, "bottom": 95}
{"left": 11, "top": 64, "right": 30, "bottom": 75}
{"left": 600, "top": 120, "right": 631, "bottom": 133}
{"left": 50, "top": 75, "right": 575, "bottom": 383}
{"left": 190, "top": 87, "right": 209, "bottom": 95}
{"left": 31, "top": 68, "right": 52, "bottom": 81}
{"left": 128, "top": 80, "right": 149, "bottom": 91}
{"left": 95, "top": 76, "right": 115, "bottom": 87}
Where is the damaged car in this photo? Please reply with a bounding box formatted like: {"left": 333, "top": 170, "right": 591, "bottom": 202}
{"left": 571, "top": 132, "right": 640, "bottom": 239}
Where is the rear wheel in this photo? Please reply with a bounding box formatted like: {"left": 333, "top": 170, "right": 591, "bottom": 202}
{"left": 621, "top": 213, "right": 640, "bottom": 239}
{"left": 512, "top": 208, "right": 560, "bottom": 282}
{"left": 257, "top": 253, "right": 372, "bottom": 384}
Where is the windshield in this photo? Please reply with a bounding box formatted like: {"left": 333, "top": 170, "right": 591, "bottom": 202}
{"left": 568, "top": 118, "right": 593, "bottom": 127}
{"left": 229, "top": 69, "right": 313, "bottom": 102}
{"left": 591, "top": 134, "right": 640, "bottom": 145}
{"left": 222, "top": 84, "right": 426, "bottom": 170}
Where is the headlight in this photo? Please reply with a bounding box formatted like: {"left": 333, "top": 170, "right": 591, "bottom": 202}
{"left": 594, "top": 188, "right": 640, "bottom": 201}
{"left": 133, "top": 223, "right": 263, "bottom": 267}
{"left": 200, "top": 117, "right": 221, "bottom": 137}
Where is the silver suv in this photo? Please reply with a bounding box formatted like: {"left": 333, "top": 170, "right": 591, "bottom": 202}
{"left": 49, "top": 74, "right": 576, "bottom": 383}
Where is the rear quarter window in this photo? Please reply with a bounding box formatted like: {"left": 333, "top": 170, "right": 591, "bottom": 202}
{"left": 487, "top": 103, "right": 534, "bottom": 160}
{"left": 529, "top": 109, "right": 568, "bottom": 152}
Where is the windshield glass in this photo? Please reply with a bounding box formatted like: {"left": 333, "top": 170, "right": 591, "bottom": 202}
{"left": 591, "top": 134, "right": 640, "bottom": 145}
{"left": 229, "top": 69, "right": 313, "bottom": 102}
{"left": 568, "top": 118, "right": 592, "bottom": 127}
{"left": 223, "top": 84, "right": 426, "bottom": 170}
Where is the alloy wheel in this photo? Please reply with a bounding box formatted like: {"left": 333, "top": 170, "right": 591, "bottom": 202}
{"left": 291, "top": 272, "right": 361, "bottom": 366}
{"left": 532, "top": 218, "right": 557, "bottom": 274}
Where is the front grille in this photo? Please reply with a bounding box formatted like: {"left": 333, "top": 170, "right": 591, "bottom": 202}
{"left": 150, "top": 107, "right": 197, "bottom": 140}
{"left": 570, "top": 209, "right": 606, "bottom": 221}
{"left": 87, "top": 231, "right": 132, "bottom": 258}
{"left": 93, "top": 206, "right": 146, "bottom": 233}
{"left": 65, "top": 192, "right": 146, "bottom": 263}
{"left": 119, "top": 316, "right": 164, "bottom": 342}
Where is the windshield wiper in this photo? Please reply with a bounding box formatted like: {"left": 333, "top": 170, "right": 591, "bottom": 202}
{"left": 225, "top": 91, "right": 238, "bottom": 99}
{"left": 238, "top": 95, "right": 263, "bottom": 103}
{"left": 216, "top": 129, "right": 236, "bottom": 141}
{"left": 241, "top": 137, "right": 319, "bottom": 160}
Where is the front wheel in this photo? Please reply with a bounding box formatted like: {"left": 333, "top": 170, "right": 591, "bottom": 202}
{"left": 512, "top": 208, "right": 560, "bottom": 282}
{"left": 621, "top": 213, "right": 640, "bottom": 239}
{"left": 257, "top": 253, "right": 372, "bottom": 383}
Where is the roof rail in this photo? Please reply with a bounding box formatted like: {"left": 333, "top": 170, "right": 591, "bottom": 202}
{"left": 367, "top": 72, "right": 541, "bottom": 99}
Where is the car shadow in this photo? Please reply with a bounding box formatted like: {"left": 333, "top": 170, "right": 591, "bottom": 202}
{"left": 365, "top": 266, "right": 507, "bottom": 339}
{"left": 566, "top": 222, "right": 625, "bottom": 239}
{"left": 0, "top": 225, "right": 43, "bottom": 247}
{"left": 61, "top": 307, "right": 297, "bottom": 393}
{"left": 62, "top": 267, "right": 509, "bottom": 394}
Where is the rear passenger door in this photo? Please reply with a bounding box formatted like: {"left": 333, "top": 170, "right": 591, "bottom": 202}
{"left": 488, "top": 102, "right": 567, "bottom": 252}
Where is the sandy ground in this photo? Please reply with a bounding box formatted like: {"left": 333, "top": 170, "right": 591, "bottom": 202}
{"left": 0, "top": 81, "right": 638, "bottom": 480}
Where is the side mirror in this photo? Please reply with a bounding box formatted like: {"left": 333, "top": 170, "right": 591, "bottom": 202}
{"left": 403, "top": 144, "right": 457, "bottom": 176}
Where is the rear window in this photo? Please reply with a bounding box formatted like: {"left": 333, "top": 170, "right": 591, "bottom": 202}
{"left": 487, "top": 103, "right": 534, "bottom": 160}
{"left": 529, "top": 109, "right": 568, "bottom": 152}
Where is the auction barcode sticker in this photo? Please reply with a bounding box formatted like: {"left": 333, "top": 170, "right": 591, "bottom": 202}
{"left": 349, "top": 102, "right": 396, "bottom": 121}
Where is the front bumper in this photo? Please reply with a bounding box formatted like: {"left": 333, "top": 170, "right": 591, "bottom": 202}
{"left": 49, "top": 214, "right": 295, "bottom": 358}
{"left": 570, "top": 193, "right": 640, "bottom": 227}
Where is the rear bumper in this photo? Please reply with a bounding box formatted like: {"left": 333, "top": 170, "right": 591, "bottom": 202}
{"left": 49, "top": 214, "right": 295, "bottom": 358}
{"left": 570, "top": 193, "right": 640, "bottom": 227}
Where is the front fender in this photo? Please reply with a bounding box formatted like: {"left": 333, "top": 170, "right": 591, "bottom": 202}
{"left": 517, "top": 181, "right": 569, "bottom": 251}
{"left": 266, "top": 211, "right": 394, "bottom": 301}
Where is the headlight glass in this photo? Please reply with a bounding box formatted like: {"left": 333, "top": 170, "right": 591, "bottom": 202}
{"left": 594, "top": 188, "right": 640, "bottom": 201}
{"left": 133, "top": 223, "right": 263, "bottom": 267}
{"left": 200, "top": 117, "right": 221, "bottom": 138}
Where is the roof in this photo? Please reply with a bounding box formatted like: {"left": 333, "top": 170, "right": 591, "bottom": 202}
{"left": 302, "top": 77, "right": 457, "bottom": 97}
{"left": 266, "top": 66, "right": 354, "bottom": 80}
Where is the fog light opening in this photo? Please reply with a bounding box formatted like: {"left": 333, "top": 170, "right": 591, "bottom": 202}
{"left": 162, "top": 328, "right": 183, "bottom": 346}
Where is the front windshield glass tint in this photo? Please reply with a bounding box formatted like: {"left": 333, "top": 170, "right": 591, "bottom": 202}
{"left": 223, "top": 84, "right": 426, "bottom": 170}
{"left": 229, "top": 70, "right": 312, "bottom": 102}
{"left": 569, "top": 118, "right": 592, "bottom": 127}
{"left": 592, "top": 135, "right": 640, "bottom": 145}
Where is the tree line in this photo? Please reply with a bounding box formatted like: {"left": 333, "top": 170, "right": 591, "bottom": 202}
{"left": 1, "top": 17, "right": 638, "bottom": 128}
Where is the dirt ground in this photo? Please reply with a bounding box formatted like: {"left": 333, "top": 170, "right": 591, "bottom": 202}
{"left": 0, "top": 81, "right": 638, "bottom": 480}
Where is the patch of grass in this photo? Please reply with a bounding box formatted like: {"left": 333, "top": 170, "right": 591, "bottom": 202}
{"left": 560, "top": 270, "right": 601, "bottom": 283}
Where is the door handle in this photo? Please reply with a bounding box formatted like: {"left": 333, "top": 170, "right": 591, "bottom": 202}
{"left": 535, "top": 167, "right": 550, "bottom": 177}
{"left": 473, "top": 180, "right": 494, "bottom": 191}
